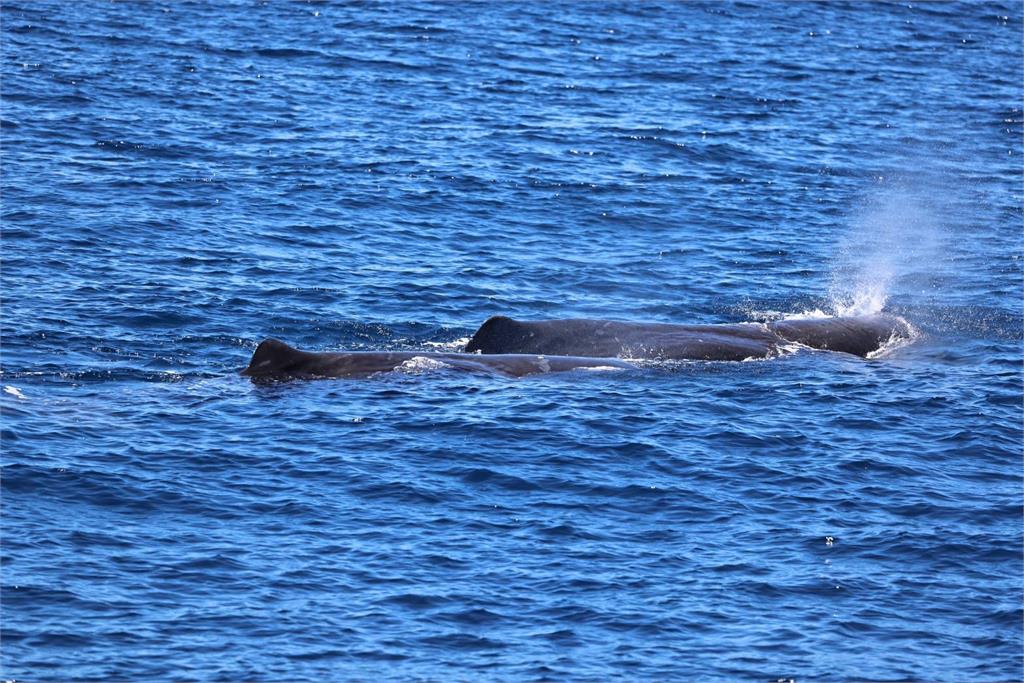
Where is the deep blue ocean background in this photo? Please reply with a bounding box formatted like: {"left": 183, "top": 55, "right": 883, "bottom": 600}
{"left": 2, "top": 2, "right": 1022, "bottom": 681}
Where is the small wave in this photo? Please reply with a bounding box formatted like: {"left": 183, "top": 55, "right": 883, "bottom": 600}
{"left": 867, "top": 321, "right": 921, "bottom": 359}
{"left": 789, "top": 308, "right": 851, "bottom": 320}
{"left": 3, "top": 385, "right": 27, "bottom": 400}
{"left": 423, "top": 337, "right": 471, "bottom": 351}
{"left": 886, "top": 304, "right": 1022, "bottom": 340}
{"left": 748, "top": 342, "right": 805, "bottom": 360}
{"left": 741, "top": 308, "right": 830, "bottom": 321}
{"left": 394, "top": 356, "right": 452, "bottom": 374}
{"left": 0, "top": 367, "right": 212, "bottom": 385}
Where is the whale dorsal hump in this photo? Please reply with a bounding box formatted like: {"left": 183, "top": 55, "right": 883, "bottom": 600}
{"left": 242, "top": 338, "right": 304, "bottom": 376}
{"left": 465, "top": 316, "right": 531, "bottom": 353}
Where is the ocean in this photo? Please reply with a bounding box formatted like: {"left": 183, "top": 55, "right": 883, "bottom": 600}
{"left": 2, "top": 1, "right": 1021, "bottom": 680}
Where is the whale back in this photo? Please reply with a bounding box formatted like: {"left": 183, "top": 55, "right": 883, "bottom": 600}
{"left": 466, "top": 315, "right": 781, "bottom": 359}
{"left": 465, "top": 316, "right": 559, "bottom": 355}
{"left": 241, "top": 338, "right": 310, "bottom": 377}
{"left": 466, "top": 314, "right": 912, "bottom": 359}
{"left": 241, "top": 339, "right": 635, "bottom": 379}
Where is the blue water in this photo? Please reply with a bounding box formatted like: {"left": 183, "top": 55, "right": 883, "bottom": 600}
{"left": 2, "top": 1, "right": 1021, "bottom": 680}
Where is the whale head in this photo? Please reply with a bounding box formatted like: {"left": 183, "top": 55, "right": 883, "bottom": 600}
{"left": 769, "top": 314, "right": 912, "bottom": 357}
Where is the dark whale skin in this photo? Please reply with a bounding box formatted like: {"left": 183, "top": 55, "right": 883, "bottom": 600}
{"left": 241, "top": 339, "right": 634, "bottom": 380}
{"left": 768, "top": 315, "right": 911, "bottom": 357}
{"left": 464, "top": 314, "right": 911, "bottom": 360}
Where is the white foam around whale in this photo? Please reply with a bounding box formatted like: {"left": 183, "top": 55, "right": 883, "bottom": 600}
{"left": 396, "top": 356, "right": 453, "bottom": 374}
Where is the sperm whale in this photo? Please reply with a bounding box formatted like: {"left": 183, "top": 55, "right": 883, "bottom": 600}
{"left": 241, "top": 339, "right": 633, "bottom": 379}
{"left": 464, "top": 314, "right": 912, "bottom": 360}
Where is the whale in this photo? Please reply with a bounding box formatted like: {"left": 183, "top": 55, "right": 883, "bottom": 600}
{"left": 767, "top": 315, "right": 913, "bottom": 357}
{"left": 241, "top": 338, "right": 634, "bottom": 380}
{"left": 464, "top": 314, "right": 912, "bottom": 360}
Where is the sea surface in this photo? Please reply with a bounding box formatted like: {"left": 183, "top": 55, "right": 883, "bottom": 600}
{"left": 2, "top": 2, "right": 1021, "bottom": 681}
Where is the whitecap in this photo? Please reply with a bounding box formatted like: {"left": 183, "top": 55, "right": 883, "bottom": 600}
{"left": 424, "top": 337, "right": 471, "bottom": 351}
{"left": 3, "top": 385, "right": 27, "bottom": 400}
{"left": 395, "top": 356, "right": 452, "bottom": 374}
